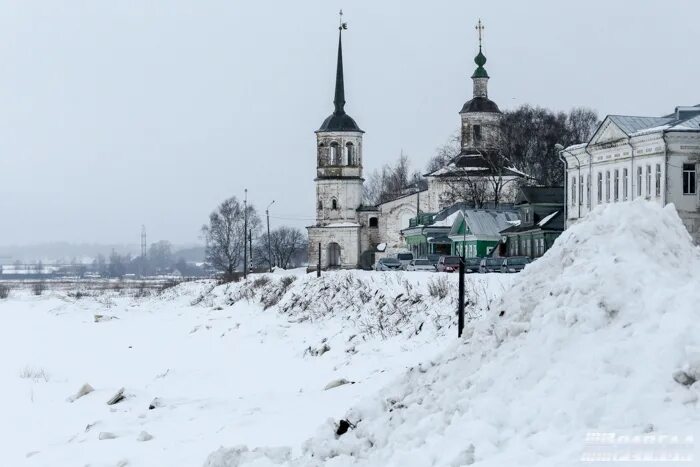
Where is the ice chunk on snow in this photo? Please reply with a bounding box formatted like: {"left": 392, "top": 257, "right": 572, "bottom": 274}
{"left": 67, "top": 383, "right": 94, "bottom": 402}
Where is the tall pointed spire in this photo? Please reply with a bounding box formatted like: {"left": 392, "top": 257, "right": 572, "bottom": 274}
{"left": 334, "top": 27, "right": 346, "bottom": 114}
{"left": 333, "top": 10, "right": 348, "bottom": 114}
{"left": 318, "top": 10, "right": 362, "bottom": 133}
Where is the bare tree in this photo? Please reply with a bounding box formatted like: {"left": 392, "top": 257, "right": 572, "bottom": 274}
{"left": 363, "top": 153, "right": 426, "bottom": 205}
{"left": 501, "top": 105, "right": 598, "bottom": 185}
{"left": 201, "top": 197, "right": 260, "bottom": 277}
{"left": 148, "top": 240, "right": 173, "bottom": 272}
{"left": 256, "top": 226, "right": 307, "bottom": 270}
{"left": 425, "top": 131, "right": 460, "bottom": 173}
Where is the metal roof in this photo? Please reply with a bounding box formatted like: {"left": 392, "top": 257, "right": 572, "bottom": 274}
{"left": 608, "top": 115, "right": 673, "bottom": 135}
{"left": 516, "top": 186, "right": 564, "bottom": 205}
{"left": 450, "top": 209, "right": 520, "bottom": 238}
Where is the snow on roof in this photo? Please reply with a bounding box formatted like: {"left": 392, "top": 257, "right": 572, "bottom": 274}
{"left": 431, "top": 211, "right": 460, "bottom": 227}
{"left": 537, "top": 210, "right": 559, "bottom": 227}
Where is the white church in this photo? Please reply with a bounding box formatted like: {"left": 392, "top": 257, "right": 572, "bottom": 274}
{"left": 307, "top": 20, "right": 526, "bottom": 270}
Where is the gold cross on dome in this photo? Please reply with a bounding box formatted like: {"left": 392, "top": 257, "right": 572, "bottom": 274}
{"left": 475, "top": 19, "right": 484, "bottom": 47}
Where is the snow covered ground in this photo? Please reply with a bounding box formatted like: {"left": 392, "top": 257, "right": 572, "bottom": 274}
{"left": 1, "top": 266, "right": 510, "bottom": 466}
{"left": 205, "top": 201, "right": 700, "bottom": 466}
{"left": 5, "top": 200, "right": 699, "bottom": 466}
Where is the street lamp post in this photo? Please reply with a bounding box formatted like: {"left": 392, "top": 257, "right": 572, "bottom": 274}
{"left": 266, "top": 200, "right": 275, "bottom": 273}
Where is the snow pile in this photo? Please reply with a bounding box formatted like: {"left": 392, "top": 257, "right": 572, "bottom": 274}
{"left": 207, "top": 201, "right": 700, "bottom": 466}
{"left": 211, "top": 270, "right": 509, "bottom": 341}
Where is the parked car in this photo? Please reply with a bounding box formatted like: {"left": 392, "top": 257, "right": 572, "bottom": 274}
{"left": 375, "top": 257, "right": 402, "bottom": 271}
{"left": 426, "top": 254, "right": 441, "bottom": 267}
{"left": 396, "top": 252, "right": 414, "bottom": 270}
{"left": 406, "top": 259, "right": 436, "bottom": 272}
{"left": 436, "top": 255, "right": 461, "bottom": 273}
{"left": 479, "top": 257, "right": 503, "bottom": 273}
{"left": 501, "top": 256, "right": 531, "bottom": 273}
{"left": 463, "top": 257, "right": 481, "bottom": 273}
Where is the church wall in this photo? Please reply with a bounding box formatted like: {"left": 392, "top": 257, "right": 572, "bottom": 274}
{"left": 461, "top": 112, "right": 502, "bottom": 150}
{"left": 316, "top": 131, "right": 364, "bottom": 172}
{"left": 315, "top": 178, "right": 364, "bottom": 224}
{"left": 307, "top": 226, "right": 361, "bottom": 270}
{"left": 376, "top": 192, "right": 431, "bottom": 253}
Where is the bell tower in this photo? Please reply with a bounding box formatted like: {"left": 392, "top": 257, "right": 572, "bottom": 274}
{"left": 459, "top": 19, "right": 503, "bottom": 154}
{"left": 314, "top": 11, "right": 364, "bottom": 226}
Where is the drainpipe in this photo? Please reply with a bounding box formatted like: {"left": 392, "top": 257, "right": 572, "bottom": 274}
{"left": 661, "top": 132, "right": 668, "bottom": 206}
{"left": 557, "top": 148, "right": 568, "bottom": 225}
{"left": 584, "top": 144, "right": 593, "bottom": 209}
{"left": 629, "top": 139, "right": 636, "bottom": 200}
{"left": 570, "top": 152, "right": 583, "bottom": 218}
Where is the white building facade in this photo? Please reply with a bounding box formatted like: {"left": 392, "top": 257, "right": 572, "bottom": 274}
{"left": 562, "top": 107, "right": 700, "bottom": 244}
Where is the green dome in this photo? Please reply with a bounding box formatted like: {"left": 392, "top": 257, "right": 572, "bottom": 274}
{"left": 471, "top": 47, "right": 489, "bottom": 79}
{"left": 474, "top": 49, "right": 487, "bottom": 67}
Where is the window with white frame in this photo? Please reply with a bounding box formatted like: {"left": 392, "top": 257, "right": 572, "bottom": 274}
{"left": 605, "top": 171, "right": 611, "bottom": 202}
{"left": 597, "top": 172, "right": 602, "bottom": 203}
{"left": 571, "top": 177, "right": 576, "bottom": 206}
{"left": 637, "top": 166, "right": 642, "bottom": 197}
{"left": 579, "top": 175, "right": 583, "bottom": 206}
{"left": 655, "top": 164, "right": 661, "bottom": 197}
{"left": 623, "top": 168, "right": 628, "bottom": 200}
{"left": 614, "top": 169, "right": 619, "bottom": 202}
{"left": 683, "top": 163, "right": 696, "bottom": 195}
{"left": 646, "top": 165, "right": 652, "bottom": 197}
{"left": 586, "top": 174, "right": 591, "bottom": 207}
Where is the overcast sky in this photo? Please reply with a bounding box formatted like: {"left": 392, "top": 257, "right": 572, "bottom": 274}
{"left": 0, "top": 0, "right": 697, "bottom": 246}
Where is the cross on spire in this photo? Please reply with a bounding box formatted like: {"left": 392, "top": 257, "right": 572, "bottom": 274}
{"left": 338, "top": 9, "right": 347, "bottom": 31}
{"left": 475, "top": 19, "right": 484, "bottom": 49}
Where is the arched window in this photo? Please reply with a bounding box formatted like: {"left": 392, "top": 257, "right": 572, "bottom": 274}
{"left": 317, "top": 200, "right": 323, "bottom": 210}
{"left": 369, "top": 217, "right": 378, "bottom": 227}
{"left": 473, "top": 125, "right": 482, "bottom": 144}
{"left": 346, "top": 142, "right": 354, "bottom": 165}
{"left": 330, "top": 142, "right": 340, "bottom": 165}
{"left": 318, "top": 143, "right": 326, "bottom": 166}
{"left": 331, "top": 198, "right": 338, "bottom": 210}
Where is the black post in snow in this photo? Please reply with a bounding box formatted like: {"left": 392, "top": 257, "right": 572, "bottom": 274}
{"left": 317, "top": 242, "right": 321, "bottom": 278}
{"left": 458, "top": 258, "right": 465, "bottom": 338}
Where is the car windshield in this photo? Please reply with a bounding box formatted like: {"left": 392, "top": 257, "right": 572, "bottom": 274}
{"left": 443, "top": 257, "right": 461, "bottom": 265}
{"left": 465, "top": 258, "right": 480, "bottom": 265}
{"left": 486, "top": 258, "right": 502, "bottom": 265}
{"left": 397, "top": 253, "right": 413, "bottom": 260}
{"left": 509, "top": 257, "right": 530, "bottom": 265}
{"left": 382, "top": 258, "right": 401, "bottom": 265}
{"left": 414, "top": 260, "right": 431, "bottom": 266}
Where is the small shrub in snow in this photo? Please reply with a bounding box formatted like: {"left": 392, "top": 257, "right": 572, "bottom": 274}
{"left": 280, "top": 275, "right": 296, "bottom": 289}
{"left": 0, "top": 284, "right": 10, "bottom": 299}
{"left": 427, "top": 276, "right": 449, "bottom": 299}
{"left": 19, "top": 366, "right": 49, "bottom": 382}
{"left": 32, "top": 281, "right": 46, "bottom": 296}
{"left": 251, "top": 276, "right": 271, "bottom": 289}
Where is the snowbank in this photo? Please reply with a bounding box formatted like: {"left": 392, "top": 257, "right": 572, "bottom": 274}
{"left": 206, "top": 201, "right": 700, "bottom": 466}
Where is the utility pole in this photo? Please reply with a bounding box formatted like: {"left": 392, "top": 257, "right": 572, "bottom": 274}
{"left": 243, "top": 188, "right": 248, "bottom": 279}
{"left": 249, "top": 230, "right": 253, "bottom": 273}
{"left": 266, "top": 200, "right": 275, "bottom": 273}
